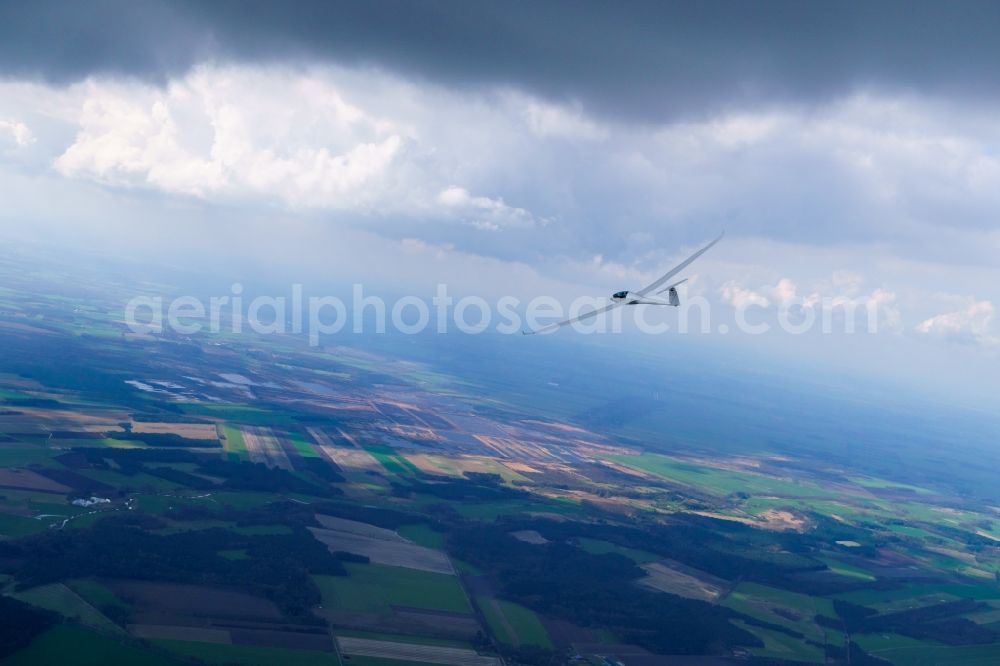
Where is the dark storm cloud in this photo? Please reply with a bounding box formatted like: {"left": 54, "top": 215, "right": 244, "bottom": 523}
{"left": 2, "top": 0, "right": 1000, "bottom": 120}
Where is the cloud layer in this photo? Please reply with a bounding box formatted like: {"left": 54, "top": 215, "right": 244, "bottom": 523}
{"left": 1, "top": 9, "right": 999, "bottom": 400}
{"left": 13, "top": 66, "right": 996, "bottom": 269}
{"left": 2, "top": 66, "right": 998, "bottom": 301}
{"left": 5, "top": 1, "right": 1000, "bottom": 123}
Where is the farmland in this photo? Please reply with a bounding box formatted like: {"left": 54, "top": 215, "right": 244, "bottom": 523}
{"left": 315, "top": 562, "right": 471, "bottom": 615}
{"left": 337, "top": 636, "right": 501, "bottom": 666}
{"left": 476, "top": 597, "right": 552, "bottom": 649}
{"left": 309, "top": 522, "right": 455, "bottom": 574}
{"left": 0, "top": 625, "right": 189, "bottom": 666}
{"left": 0, "top": 251, "right": 999, "bottom": 665}
{"left": 636, "top": 561, "right": 727, "bottom": 601}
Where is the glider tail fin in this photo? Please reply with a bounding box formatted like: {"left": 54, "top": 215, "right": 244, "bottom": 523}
{"left": 656, "top": 277, "right": 688, "bottom": 303}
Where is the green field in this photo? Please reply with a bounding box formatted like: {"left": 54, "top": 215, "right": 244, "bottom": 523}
{"left": 730, "top": 582, "right": 835, "bottom": 618}
{"left": 477, "top": 596, "right": 552, "bottom": 648}
{"left": 891, "top": 501, "right": 984, "bottom": 527}
{"left": 731, "top": 619, "right": 825, "bottom": 663}
{"left": 854, "top": 633, "right": 1000, "bottom": 665}
{"left": 607, "top": 453, "right": 837, "bottom": 499}
{"left": 12, "top": 583, "right": 123, "bottom": 634}
{"left": 722, "top": 582, "right": 834, "bottom": 644}
{"left": 181, "top": 403, "right": 295, "bottom": 427}
{"left": 221, "top": 424, "right": 248, "bottom": 457}
{"left": 364, "top": 445, "right": 421, "bottom": 477}
{"left": 286, "top": 432, "right": 320, "bottom": 458}
{"left": 0, "top": 447, "right": 58, "bottom": 467}
{"left": 818, "top": 556, "right": 876, "bottom": 581}
{"left": 446, "top": 496, "right": 582, "bottom": 521}
{"left": 397, "top": 523, "right": 447, "bottom": 549}
{"left": 0, "top": 625, "right": 186, "bottom": 666}
{"left": 887, "top": 523, "right": 935, "bottom": 538}
{"left": 81, "top": 468, "right": 181, "bottom": 492}
{"left": 66, "top": 510, "right": 120, "bottom": 529}
{"left": 741, "top": 496, "right": 875, "bottom": 523}
{"left": 315, "top": 562, "right": 471, "bottom": 615}
{"left": 0, "top": 511, "right": 48, "bottom": 538}
{"left": 575, "top": 537, "right": 660, "bottom": 564}
{"left": 849, "top": 476, "right": 933, "bottom": 494}
{"left": 835, "top": 584, "right": 1000, "bottom": 611}
{"left": 66, "top": 578, "right": 130, "bottom": 618}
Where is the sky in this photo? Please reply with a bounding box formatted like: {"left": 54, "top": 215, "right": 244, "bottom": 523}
{"left": 1, "top": 1, "right": 999, "bottom": 406}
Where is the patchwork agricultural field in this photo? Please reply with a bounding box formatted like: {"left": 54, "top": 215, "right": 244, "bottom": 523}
{"left": 0, "top": 253, "right": 999, "bottom": 666}
{"left": 316, "top": 562, "right": 471, "bottom": 616}
{"left": 337, "top": 635, "right": 501, "bottom": 666}
{"left": 476, "top": 596, "right": 552, "bottom": 649}
{"left": 309, "top": 519, "right": 455, "bottom": 574}
{"left": 637, "top": 561, "right": 727, "bottom": 601}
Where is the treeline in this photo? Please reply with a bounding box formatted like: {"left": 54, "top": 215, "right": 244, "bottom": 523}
{"left": 32, "top": 466, "right": 117, "bottom": 496}
{"left": 69, "top": 446, "right": 343, "bottom": 497}
{"left": 310, "top": 500, "right": 438, "bottom": 531}
{"left": 447, "top": 523, "right": 760, "bottom": 655}
{"left": 0, "top": 596, "right": 58, "bottom": 658}
{"left": 0, "top": 333, "right": 171, "bottom": 410}
{"left": 201, "top": 458, "right": 344, "bottom": 496}
{"left": 107, "top": 431, "right": 221, "bottom": 448}
{"left": 296, "top": 455, "right": 346, "bottom": 483}
{"left": 392, "top": 471, "right": 529, "bottom": 502}
{"left": 490, "top": 514, "right": 861, "bottom": 595}
{"left": 753, "top": 642, "right": 891, "bottom": 666}
{"left": 822, "top": 599, "right": 998, "bottom": 646}
{"left": 0, "top": 514, "right": 348, "bottom": 621}
{"left": 73, "top": 447, "right": 201, "bottom": 465}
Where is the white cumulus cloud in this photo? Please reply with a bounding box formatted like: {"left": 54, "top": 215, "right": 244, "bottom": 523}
{"left": 0, "top": 118, "right": 34, "bottom": 147}
{"left": 437, "top": 186, "right": 541, "bottom": 230}
{"left": 720, "top": 280, "right": 770, "bottom": 309}
{"left": 53, "top": 69, "right": 410, "bottom": 210}
{"left": 916, "top": 299, "right": 997, "bottom": 346}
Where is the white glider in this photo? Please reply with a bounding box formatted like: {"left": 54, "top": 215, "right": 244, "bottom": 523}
{"left": 522, "top": 232, "right": 724, "bottom": 335}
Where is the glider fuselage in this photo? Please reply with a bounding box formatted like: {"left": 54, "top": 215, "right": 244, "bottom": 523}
{"left": 611, "top": 290, "right": 673, "bottom": 306}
